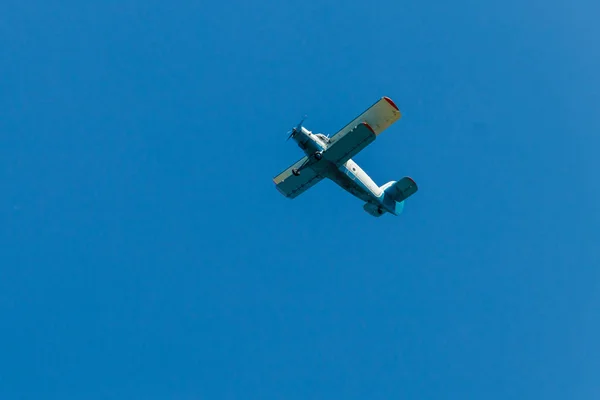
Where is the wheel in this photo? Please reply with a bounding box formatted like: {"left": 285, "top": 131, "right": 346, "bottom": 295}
{"left": 292, "top": 168, "right": 300, "bottom": 176}
{"left": 314, "top": 151, "right": 323, "bottom": 160}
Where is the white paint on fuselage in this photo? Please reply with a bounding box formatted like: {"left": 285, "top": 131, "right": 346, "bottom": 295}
{"left": 342, "top": 159, "right": 383, "bottom": 199}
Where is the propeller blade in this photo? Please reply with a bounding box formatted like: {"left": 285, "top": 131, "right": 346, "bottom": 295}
{"left": 286, "top": 129, "right": 295, "bottom": 141}
{"left": 286, "top": 115, "right": 307, "bottom": 141}
{"left": 297, "top": 115, "right": 307, "bottom": 129}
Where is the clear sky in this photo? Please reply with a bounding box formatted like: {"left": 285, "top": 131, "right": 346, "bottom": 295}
{"left": 1, "top": 1, "right": 599, "bottom": 399}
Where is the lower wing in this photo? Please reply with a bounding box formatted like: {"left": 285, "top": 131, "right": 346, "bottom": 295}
{"left": 273, "top": 156, "right": 324, "bottom": 199}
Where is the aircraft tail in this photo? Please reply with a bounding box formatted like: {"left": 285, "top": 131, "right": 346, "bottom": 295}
{"left": 380, "top": 177, "right": 418, "bottom": 216}
{"left": 363, "top": 177, "right": 418, "bottom": 217}
{"left": 383, "top": 177, "right": 418, "bottom": 202}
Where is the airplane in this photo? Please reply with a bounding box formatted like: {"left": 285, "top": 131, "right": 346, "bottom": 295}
{"left": 273, "top": 96, "right": 418, "bottom": 217}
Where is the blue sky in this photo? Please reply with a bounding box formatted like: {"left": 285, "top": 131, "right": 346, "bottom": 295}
{"left": 1, "top": 1, "right": 599, "bottom": 399}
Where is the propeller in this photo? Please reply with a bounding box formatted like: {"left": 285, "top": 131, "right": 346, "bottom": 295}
{"left": 286, "top": 115, "right": 307, "bottom": 141}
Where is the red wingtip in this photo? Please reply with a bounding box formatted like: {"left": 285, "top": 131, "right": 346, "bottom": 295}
{"left": 383, "top": 96, "right": 399, "bottom": 111}
{"left": 362, "top": 121, "right": 375, "bottom": 134}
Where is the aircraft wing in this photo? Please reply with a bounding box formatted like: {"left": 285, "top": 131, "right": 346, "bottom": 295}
{"left": 273, "top": 156, "right": 324, "bottom": 199}
{"left": 323, "top": 96, "right": 402, "bottom": 166}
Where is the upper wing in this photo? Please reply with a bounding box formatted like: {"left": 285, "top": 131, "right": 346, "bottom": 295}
{"left": 324, "top": 96, "right": 402, "bottom": 166}
{"left": 273, "top": 156, "right": 324, "bottom": 199}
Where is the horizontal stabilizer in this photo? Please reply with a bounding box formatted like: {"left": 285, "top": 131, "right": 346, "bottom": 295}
{"left": 363, "top": 202, "right": 386, "bottom": 217}
{"left": 384, "top": 177, "right": 418, "bottom": 202}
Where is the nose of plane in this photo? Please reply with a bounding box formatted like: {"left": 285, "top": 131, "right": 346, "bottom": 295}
{"left": 287, "top": 117, "right": 307, "bottom": 139}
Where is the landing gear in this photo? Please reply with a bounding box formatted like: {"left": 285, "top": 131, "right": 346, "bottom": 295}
{"left": 291, "top": 152, "right": 321, "bottom": 177}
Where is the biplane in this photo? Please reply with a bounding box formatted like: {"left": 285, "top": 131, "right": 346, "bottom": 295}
{"left": 273, "top": 97, "right": 418, "bottom": 217}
